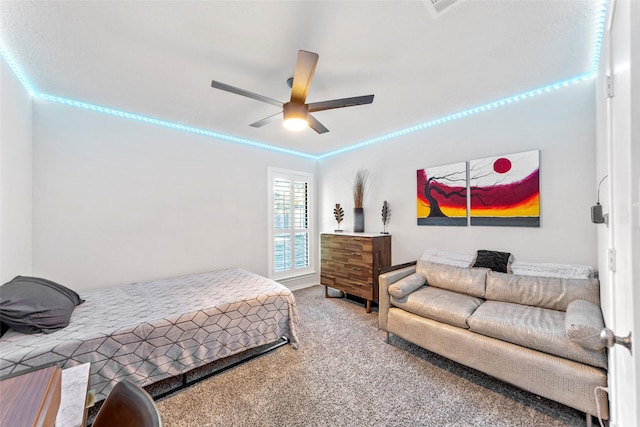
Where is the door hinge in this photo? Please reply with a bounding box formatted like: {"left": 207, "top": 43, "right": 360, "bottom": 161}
{"left": 608, "top": 248, "right": 616, "bottom": 272}
{"left": 606, "top": 75, "right": 614, "bottom": 98}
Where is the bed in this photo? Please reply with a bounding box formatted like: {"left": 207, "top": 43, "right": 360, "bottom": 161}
{"left": 0, "top": 268, "right": 299, "bottom": 401}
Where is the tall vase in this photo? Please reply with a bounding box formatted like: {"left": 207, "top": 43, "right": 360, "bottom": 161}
{"left": 354, "top": 208, "right": 365, "bottom": 232}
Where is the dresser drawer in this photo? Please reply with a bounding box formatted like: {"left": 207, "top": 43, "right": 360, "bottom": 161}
{"left": 321, "top": 260, "right": 373, "bottom": 283}
{"left": 320, "top": 256, "right": 372, "bottom": 272}
{"left": 321, "top": 234, "right": 372, "bottom": 253}
{"left": 321, "top": 277, "right": 372, "bottom": 293}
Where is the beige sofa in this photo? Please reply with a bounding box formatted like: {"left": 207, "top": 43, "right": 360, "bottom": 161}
{"left": 379, "top": 256, "right": 609, "bottom": 424}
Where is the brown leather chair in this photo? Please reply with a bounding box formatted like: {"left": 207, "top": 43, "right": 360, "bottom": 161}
{"left": 92, "top": 380, "right": 162, "bottom": 427}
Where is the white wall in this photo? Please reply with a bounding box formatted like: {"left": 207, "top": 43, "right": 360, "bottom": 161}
{"left": 23, "top": 74, "right": 599, "bottom": 290}
{"left": 32, "top": 100, "right": 317, "bottom": 290}
{"left": 0, "top": 58, "right": 33, "bottom": 283}
{"left": 319, "top": 82, "right": 598, "bottom": 267}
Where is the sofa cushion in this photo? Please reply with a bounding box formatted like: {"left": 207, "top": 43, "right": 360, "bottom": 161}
{"left": 388, "top": 273, "right": 426, "bottom": 299}
{"left": 472, "top": 250, "right": 514, "bottom": 273}
{"left": 417, "top": 260, "right": 488, "bottom": 298}
{"left": 467, "top": 301, "right": 607, "bottom": 369}
{"left": 391, "top": 286, "right": 484, "bottom": 329}
{"left": 565, "top": 300, "right": 606, "bottom": 351}
{"left": 485, "top": 271, "right": 600, "bottom": 311}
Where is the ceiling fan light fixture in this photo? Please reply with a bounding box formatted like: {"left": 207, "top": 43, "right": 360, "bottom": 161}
{"left": 283, "top": 117, "right": 308, "bottom": 131}
{"left": 282, "top": 102, "right": 308, "bottom": 131}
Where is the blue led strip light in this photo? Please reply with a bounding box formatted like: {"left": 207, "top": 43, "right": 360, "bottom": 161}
{"left": 0, "top": 46, "right": 37, "bottom": 96}
{"left": 1, "top": 1, "right": 608, "bottom": 161}
{"left": 318, "top": 1, "right": 608, "bottom": 159}
{"left": 316, "top": 72, "right": 596, "bottom": 160}
{"left": 591, "top": 0, "right": 608, "bottom": 72}
{"left": 0, "top": 47, "right": 316, "bottom": 159}
{"left": 36, "top": 94, "right": 318, "bottom": 160}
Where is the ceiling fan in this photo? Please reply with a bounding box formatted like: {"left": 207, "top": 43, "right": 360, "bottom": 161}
{"left": 210, "top": 50, "right": 374, "bottom": 134}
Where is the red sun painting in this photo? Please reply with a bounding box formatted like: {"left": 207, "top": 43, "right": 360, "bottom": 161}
{"left": 493, "top": 158, "right": 512, "bottom": 174}
{"left": 469, "top": 150, "right": 540, "bottom": 227}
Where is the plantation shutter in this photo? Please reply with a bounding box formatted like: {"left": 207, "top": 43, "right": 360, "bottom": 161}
{"left": 269, "top": 169, "right": 313, "bottom": 279}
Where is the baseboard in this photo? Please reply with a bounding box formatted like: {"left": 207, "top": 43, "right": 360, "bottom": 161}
{"left": 285, "top": 282, "right": 318, "bottom": 292}
{"left": 276, "top": 272, "right": 319, "bottom": 291}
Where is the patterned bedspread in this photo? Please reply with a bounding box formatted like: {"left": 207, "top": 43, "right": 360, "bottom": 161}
{"left": 0, "top": 268, "right": 299, "bottom": 401}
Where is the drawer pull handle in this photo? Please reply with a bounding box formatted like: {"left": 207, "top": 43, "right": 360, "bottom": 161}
{"left": 351, "top": 252, "right": 361, "bottom": 256}
{"left": 352, "top": 268, "right": 362, "bottom": 271}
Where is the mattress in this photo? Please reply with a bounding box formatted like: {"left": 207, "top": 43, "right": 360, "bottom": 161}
{"left": 0, "top": 268, "right": 299, "bottom": 400}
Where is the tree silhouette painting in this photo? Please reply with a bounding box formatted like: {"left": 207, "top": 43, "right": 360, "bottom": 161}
{"left": 417, "top": 162, "right": 467, "bottom": 226}
{"left": 469, "top": 150, "right": 540, "bottom": 227}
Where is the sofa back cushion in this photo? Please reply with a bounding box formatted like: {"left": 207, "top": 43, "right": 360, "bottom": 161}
{"left": 485, "top": 271, "right": 600, "bottom": 311}
{"left": 417, "top": 260, "right": 488, "bottom": 298}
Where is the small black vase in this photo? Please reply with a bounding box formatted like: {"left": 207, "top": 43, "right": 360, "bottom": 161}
{"left": 354, "top": 208, "right": 365, "bottom": 232}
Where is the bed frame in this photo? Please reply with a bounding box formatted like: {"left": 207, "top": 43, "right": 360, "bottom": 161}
{"left": 0, "top": 268, "right": 299, "bottom": 402}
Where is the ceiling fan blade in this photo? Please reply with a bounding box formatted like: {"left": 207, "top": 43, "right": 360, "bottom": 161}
{"left": 290, "top": 50, "right": 319, "bottom": 104}
{"left": 307, "top": 94, "right": 374, "bottom": 112}
{"left": 211, "top": 80, "right": 283, "bottom": 108}
{"left": 307, "top": 114, "right": 329, "bottom": 134}
{"left": 249, "top": 112, "right": 282, "bottom": 128}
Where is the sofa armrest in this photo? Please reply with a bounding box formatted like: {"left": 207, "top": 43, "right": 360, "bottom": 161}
{"left": 380, "top": 261, "right": 417, "bottom": 275}
{"left": 565, "top": 299, "right": 606, "bottom": 350}
{"left": 378, "top": 264, "right": 417, "bottom": 331}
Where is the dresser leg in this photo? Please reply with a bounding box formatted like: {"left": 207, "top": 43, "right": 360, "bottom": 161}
{"left": 366, "top": 300, "right": 371, "bottom": 313}
{"left": 325, "top": 286, "right": 344, "bottom": 298}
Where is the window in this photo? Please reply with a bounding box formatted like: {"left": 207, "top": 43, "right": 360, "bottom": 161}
{"left": 268, "top": 168, "right": 314, "bottom": 279}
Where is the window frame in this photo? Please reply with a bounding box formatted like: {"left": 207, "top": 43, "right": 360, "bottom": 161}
{"left": 267, "top": 167, "right": 315, "bottom": 280}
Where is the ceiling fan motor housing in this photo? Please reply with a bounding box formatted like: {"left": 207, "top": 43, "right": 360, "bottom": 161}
{"left": 283, "top": 102, "right": 308, "bottom": 121}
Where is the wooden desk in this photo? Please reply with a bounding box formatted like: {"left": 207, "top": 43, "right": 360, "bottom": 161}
{"left": 0, "top": 363, "right": 90, "bottom": 427}
{"left": 0, "top": 365, "right": 62, "bottom": 427}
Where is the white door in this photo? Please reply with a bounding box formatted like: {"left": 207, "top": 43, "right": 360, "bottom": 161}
{"left": 599, "top": 1, "right": 639, "bottom": 426}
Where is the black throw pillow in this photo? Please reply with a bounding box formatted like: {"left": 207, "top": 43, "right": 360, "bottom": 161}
{"left": 0, "top": 276, "right": 85, "bottom": 334}
{"left": 472, "top": 250, "right": 513, "bottom": 273}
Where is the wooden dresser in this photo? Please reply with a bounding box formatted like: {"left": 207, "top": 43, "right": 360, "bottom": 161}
{"left": 320, "top": 232, "right": 391, "bottom": 312}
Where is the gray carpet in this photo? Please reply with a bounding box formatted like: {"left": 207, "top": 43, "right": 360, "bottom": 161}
{"left": 155, "top": 285, "right": 585, "bottom": 426}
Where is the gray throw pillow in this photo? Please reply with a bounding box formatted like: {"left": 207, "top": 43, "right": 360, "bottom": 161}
{"left": 0, "top": 276, "right": 85, "bottom": 334}
{"left": 565, "top": 299, "right": 605, "bottom": 350}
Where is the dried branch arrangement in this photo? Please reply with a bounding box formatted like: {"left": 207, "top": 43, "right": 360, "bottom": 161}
{"left": 353, "top": 169, "right": 369, "bottom": 209}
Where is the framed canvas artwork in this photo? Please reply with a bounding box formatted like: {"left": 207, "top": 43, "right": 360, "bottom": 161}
{"left": 417, "top": 162, "right": 467, "bottom": 226}
{"left": 469, "top": 150, "right": 540, "bottom": 227}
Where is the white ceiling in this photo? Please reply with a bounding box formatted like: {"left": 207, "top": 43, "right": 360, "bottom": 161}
{"left": 1, "top": 1, "right": 600, "bottom": 157}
